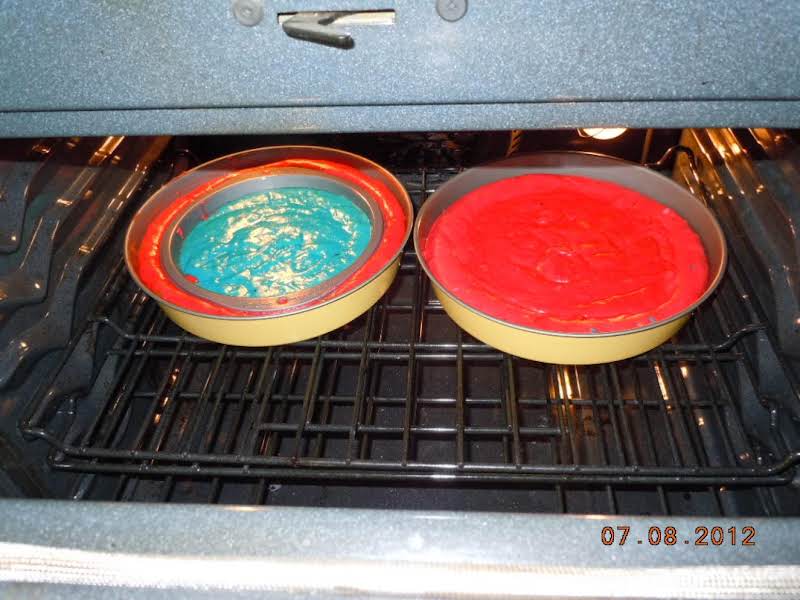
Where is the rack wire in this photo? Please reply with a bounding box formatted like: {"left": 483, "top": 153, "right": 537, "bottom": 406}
{"left": 20, "top": 163, "right": 800, "bottom": 511}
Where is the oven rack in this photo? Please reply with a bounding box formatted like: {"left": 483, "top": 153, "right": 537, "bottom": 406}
{"left": 20, "top": 165, "right": 800, "bottom": 492}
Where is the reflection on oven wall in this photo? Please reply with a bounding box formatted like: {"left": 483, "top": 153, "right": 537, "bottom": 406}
{"left": 677, "top": 129, "right": 800, "bottom": 359}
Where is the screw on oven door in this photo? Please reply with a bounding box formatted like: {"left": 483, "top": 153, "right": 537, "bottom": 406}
{"left": 232, "top": 0, "right": 264, "bottom": 26}
{"left": 436, "top": 0, "right": 467, "bottom": 21}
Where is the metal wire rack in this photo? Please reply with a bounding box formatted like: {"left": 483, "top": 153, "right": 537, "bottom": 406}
{"left": 20, "top": 163, "right": 800, "bottom": 510}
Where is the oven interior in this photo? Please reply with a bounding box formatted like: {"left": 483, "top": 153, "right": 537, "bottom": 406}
{"left": 2, "top": 127, "right": 799, "bottom": 517}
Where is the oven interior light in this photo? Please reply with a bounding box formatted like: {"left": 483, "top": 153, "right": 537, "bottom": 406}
{"left": 578, "top": 127, "right": 628, "bottom": 140}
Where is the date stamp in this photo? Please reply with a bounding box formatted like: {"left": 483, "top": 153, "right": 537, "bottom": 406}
{"left": 600, "top": 525, "right": 756, "bottom": 546}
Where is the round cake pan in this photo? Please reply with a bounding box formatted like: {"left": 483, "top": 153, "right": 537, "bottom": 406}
{"left": 126, "top": 146, "right": 412, "bottom": 346}
{"left": 414, "top": 152, "right": 727, "bottom": 364}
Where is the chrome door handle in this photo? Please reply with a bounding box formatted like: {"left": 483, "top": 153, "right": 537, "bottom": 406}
{"left": 281, "top": 12, "right": 355, "bottom": 49}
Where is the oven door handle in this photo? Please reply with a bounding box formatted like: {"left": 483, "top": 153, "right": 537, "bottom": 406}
{"left": 281, "top": 12, "right": 355, "bottom": 49}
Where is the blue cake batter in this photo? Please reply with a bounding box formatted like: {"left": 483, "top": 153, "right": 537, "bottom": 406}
{"left": 178, "top": 187, "right": 372, "bottom": 298}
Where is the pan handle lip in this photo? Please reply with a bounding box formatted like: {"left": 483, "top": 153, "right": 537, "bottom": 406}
{"left": 413, "top": 150, "right": 728, "bottom": 339}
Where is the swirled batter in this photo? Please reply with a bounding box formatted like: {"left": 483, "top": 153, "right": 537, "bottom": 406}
{"left": 136, "top": 159, "right": 407, "bottom": 316}
{"left": 178, "top": 187, "right": 372, "bottom": 298}
{"left": 424, "top": 174, "right": 709, "bottom": 334}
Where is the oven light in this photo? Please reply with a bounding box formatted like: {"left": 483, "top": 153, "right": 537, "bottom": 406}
{"left": 577, "top": 127, "right": 628, "bottom": 140}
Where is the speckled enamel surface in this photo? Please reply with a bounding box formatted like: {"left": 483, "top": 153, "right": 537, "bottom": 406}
{"left": 1, "top": 1, "right": 798, "bottom": 135}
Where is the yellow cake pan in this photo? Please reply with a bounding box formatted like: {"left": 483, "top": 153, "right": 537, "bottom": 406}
{"left": 125, "top": 146, "right": 412, "bottom": 346}
{"left": 414, "top": 152, "right": 727, "bottom": 364}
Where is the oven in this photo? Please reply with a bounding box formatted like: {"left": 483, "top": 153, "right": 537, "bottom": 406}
{"left": 1, "top": 1, "right": 799, "bottom": 598}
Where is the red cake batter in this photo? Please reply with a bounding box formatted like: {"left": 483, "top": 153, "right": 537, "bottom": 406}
{"left": 133, "top": 159, "right": 407, "bottom": 316}
{"left": 423, "top": 174, "right": 709, "bottom": 333}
